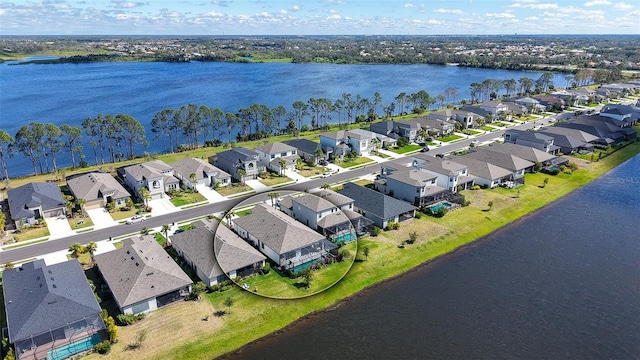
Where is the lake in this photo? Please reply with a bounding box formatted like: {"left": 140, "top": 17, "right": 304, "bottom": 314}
{"left": 0, "top": 60, "right": 567, "bottom": 177}
{"left": 224, "top": 154, "right": 640, "bottom": 359}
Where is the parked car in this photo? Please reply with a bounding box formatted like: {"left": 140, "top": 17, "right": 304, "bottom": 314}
{"left": 126, "top": 215, "right": 145, "bottom": 224}
{"left": 320, "top": 173, "right": 331, "bottom": 178}
{"left": 173, "top": 228, "right": 185, "bottom": 234}
{"left": 319, "top": 160, "right": 328, "bottom": 166}
{"left": 435, "top": 153, "right": 445, "bottom": 158}
{"left": 420, "top": 146, "right": 430, "bottom": 152}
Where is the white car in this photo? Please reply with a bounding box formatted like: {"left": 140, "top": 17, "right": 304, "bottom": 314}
{"left": 126, "top": 215, "right": 146, "bottom": 224}
{"left": 320, "top": 173, "right": 331, "bottom": 178}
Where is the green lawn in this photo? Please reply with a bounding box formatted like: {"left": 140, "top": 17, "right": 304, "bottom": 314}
{"left": 234, "top": 241, "right": 356, "bottom": 299}
{"left": 169, "top": 191, "right": 207, "bottom": 207}
{"left": 216, "top": 184, "right": 253, "bottom": 196}
{"left": 260, "top": 175, "right": 293, "bottom": 187}
{"left": 438, "top": 134, "right": 463, "bottom": 142}
{"left": 13, "top": 226, "right": 50, "bottom": 241}
{"left": 481, "top": 125, "right": 495, "bottom": 131}
{"left": 389, "top": 144, "right": 422, "bottom": 154}
{"left": 462, "top": 129, "right": 482, "bottom": 135}
{"left": 110, "top": 207, "right": 141, "bottom": 221}
{"left": 338, "top": 157, "right": 375, "bottom": 168}
{"left": 69, "top": 216, "right": 93, "bottom": 230}
{"left": 492, "top": 121, "right": 512, "bottom": 127}
{"left": 297, "top": 165, "right": 327, "bottom": 177}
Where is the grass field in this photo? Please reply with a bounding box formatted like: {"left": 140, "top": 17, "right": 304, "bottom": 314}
{"left": 439, "top": 134, "right": 463, "bottom": 142}
{"left": 389, "top": 144, "right": 422, "bottom": 154}
{"left": 13, "top": 226, "right": 50, "bottom": 242}
{"left": 169, "top": 191, "right": 207, "bottom": 207}
{"left": 260, "top": 175, "right": 293, "bottom": 187}
{"left": 338, "top": 157, "right": 375, "bottom": 168}
{"left": 82, "top": 140, "right": 640, "bottom": 360}
{"left": 216, "top": 184, "right": 252, "bottom": 197}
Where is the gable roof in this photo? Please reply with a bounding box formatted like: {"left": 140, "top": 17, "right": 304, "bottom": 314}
{"left": 537, "top": 131, "right": 591, "bottom": 149}
{"left": 482, "top": 143, "right": 557, "bottom": 163}
{"left": 255, "top": 142, "right": 297, "bottom": 155}
{"left": 411, "top": 153, "right": 467, "bottom": 176}
{"left": 123, "top": 160, "right": 172, "bottom": 181}
{"left": 464, "top": 148, "right": 535, "bottom": 172}
{"left": 282, "top": 139, "right": 323, "bottom": 156}
{"left": 232, "top": 204, "right": 327, "bottom": 254}
{"left": 171, "top": 157, "right": 230, "bottom": 181}
{"left": 338, "top": 182, "right": 416, "bottom": 219}
{"left": 315, "top": 189, "right": 354, "bottom": 207}
{"left": 3, "top": 259, "right": 103, "bottom": 343}
{"left": 216, "top": 147, "right": 259, "bottom": 163}
{"left": 214, "top": 222, "right": 267, "bottom": 274}
{"left": 388, "top": 169, "right": 437, "bottom": 187}
{"left": 453, "top": 156, "right": 513, "bottom": 181}
{"left": 66, "top": 172, "right": 131, "bottom": 202}
{"left": 7, "top": 182, "right": 66, "bottom": 220}
{"left": 291, "top": 193, "right": 336, "bottom": 212}
{"left": 538, "top": 126, "right": 599, "bottom": 143}
{"left": 94, "top": 235, "right": 192, "bottom": 309}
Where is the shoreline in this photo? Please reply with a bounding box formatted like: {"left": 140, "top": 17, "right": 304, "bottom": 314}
{"left": 155, "top": 143, "right": 639, "bottom": 360}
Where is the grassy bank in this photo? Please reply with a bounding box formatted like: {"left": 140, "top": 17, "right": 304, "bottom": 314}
{"left": 83, "top": 142, "right": 640, "bottom": 360}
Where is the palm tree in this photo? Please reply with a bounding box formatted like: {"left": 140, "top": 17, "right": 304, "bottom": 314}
{"left": 278, "top": 158, "right": 287, "bottom": 176}
{"left": 236, "top": 168, "right": 247, "bottom": 185}
{"left": 267, "top": 192, "right": 280, "bottom": 206}
{"left": 86, "top": 241, "right": 98, "bottom": 266}
{"left": 139, "top": 187, "right": 151, "bottom": 206}
{"left": 189, "top": 172, "right": 197, "bottom": 188}
{"left": 320, "top": 183, "right": 331, "bottom": 189}
{"left": 162, "top": 224, "right": 171, "bottom": 244}
{"left": 76, "top": 198, "right": 87, "bottom": 218}
{"left": 68, "top": 242, "right": 85, "bottom": 259}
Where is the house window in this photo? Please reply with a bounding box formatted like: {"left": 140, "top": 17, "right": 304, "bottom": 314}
{"left": 152, "top": 180, "right": 160, "bottom": 189}
{"left": 270, "top": 154, "right": 275, "bottom": 159}
{"left": 281, "top": 152, "right": 287, "bottom": 157}
{"left": 248, "top": 163, "right": 254, "bottom": 169}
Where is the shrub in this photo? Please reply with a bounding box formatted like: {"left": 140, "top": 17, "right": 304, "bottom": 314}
{"left": 370, "top": 226, "right": 381, "bottom": 236}
{"left": 414, "top": 211, "right": 423, "bottom": 219}
{"left": 260, "top": 263, "right": 271, "bottom": 275}
{"left": 116, "top": 313, "right": 145, "bottom": 326}
{"left": 471, "top": 185, "right": 481, "bottom": 190}
{"left": 94, "top": 341, "right": 111, "bottom": 354}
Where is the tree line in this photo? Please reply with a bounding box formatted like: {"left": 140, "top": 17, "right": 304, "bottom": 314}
{"left": 0, "top": 70, "right": 592, "bottom": 181}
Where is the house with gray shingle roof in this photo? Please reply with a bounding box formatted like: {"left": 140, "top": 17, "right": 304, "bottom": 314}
{"left": 504, "top": 129, "right": 560, "bottom": 154}
{"left": 170, "top": 157, "right": 231, "bottom": 189}
{"left": 453, "top": 156, "right": 514, "bottom": 188}
{"left": 66, "top": 171, "right": 131, "bottom": 210}
{"left": 170, "top": 219, "right": 265, "bottom": 287}
{"left": 282, "top": 139, "right": 326, "bottom": 165}
{"left": 537, "top": 130, "right": 594, "bottom": 155}
{"left": 7, "top": 182, "right": 66, "bottom": 228}
{"left": 232, "top": 203, "right": 337, "bottom": 271}
{"left": 255, "top": 142, "right": 300, "bottom": 175}
{"left": 119, "top": 160, "right": 179, "bottom": 200}
{"left": 463, "top": 148, "right": 534, "bottom": 187}
{"left": 211, "top": 147, "right": 261, "bottom": 181}
{"left": 319, "top": 129, "right": 371, "bottom": 157}
{"left": 3, "top": 259, "right": 105, "bottom": 360}
{"left": 94, "top": 235, "right": 192, "bottom": 315}
{"left": 338, "top": 182, "right": 416, "bottom": 229}
{"left": 376, "top": 169, "right": 449, "bottom": 208}
{"left": 410, "top": 153, "right": 475, "bottom": 192}
{"left": 483, "top": 143, "right": 567, "bottom": 169}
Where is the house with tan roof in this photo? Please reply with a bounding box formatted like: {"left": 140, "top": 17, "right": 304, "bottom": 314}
{"left": 94, "top": 235, "right": 192, "bottom": 315}
{"left": 66, "top": 171, "right": 131, "bottom": 210}
{"left": 255, "top": 142, "right": 300, "bottom": 174}
{"left": 170, "top": 219, "right": 265, "bottom": 287}
{"left": 170, "top": 157, "right": 231, "bottom": 189}
{"left": 119, "top": 160, "right": 179, "bottom": 200}
{"left": 232, "top": 203, "right": 337, "bottom": 272}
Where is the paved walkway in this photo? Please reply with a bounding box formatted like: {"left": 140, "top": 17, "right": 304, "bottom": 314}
{"left": 87, "top": 208, "right": 119, "bottom": 229}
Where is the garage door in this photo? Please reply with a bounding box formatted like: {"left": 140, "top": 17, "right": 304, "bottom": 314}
{"left": 44, "top": 208, "right": 65, "bottom": 218}
{"left": 84, "top": 201, "right": 103, "bottom": 210}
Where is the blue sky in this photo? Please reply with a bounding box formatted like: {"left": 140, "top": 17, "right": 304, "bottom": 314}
{"left": 0, "top": 0, "right": 638, "bottom": 35}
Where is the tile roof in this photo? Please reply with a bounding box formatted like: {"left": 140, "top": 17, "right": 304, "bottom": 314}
{"left": 66, "top": 172, "right": 131, "bottom": 202}
{"left": 7, "top": 182, "right": 66, "bottom": 220}
{"left": 232, "top": 203, "right": 327, "bottom": 254}
{"left": 94, "top": 235, "right": 192, "bottom": 309}
{"left": 338, "top": 183, "right": 416, "bottom": 220}
{"left": 3, "top": 259, "right": 103, "bottom": 343}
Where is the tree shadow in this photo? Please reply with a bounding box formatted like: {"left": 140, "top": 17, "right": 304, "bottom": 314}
{"left": 124, "top": 343, "right": 141, "bottom": 351}
{"left": 213, "top": 310, "right": 227, "bottom": 317}
{"left": 293, "top": 282, "right": 309, "bottom": 289}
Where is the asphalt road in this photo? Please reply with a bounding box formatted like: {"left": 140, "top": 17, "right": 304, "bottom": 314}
{"left": 0, "top": 111, "right": 575, "bottom": 264}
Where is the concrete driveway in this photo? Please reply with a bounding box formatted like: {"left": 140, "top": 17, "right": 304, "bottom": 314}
{"left": 148, "top": 197, "right": 177, "bottom": 216}
{"left": 46, "top": 215, "right": 74, "bottom": 240}
{"left": 196, "top": 184, "right": 227, "bottom": 203}
{"left": 87, "top": 208, "right": 119, "bottom": 229}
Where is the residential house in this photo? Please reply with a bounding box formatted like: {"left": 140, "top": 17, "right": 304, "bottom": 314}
{"left": 232, "top": 203, "right": 337, "bottom": 271}
{"left": 599, "top": 104, "right": 640, "bottom": 126}
{"left": 536, "top": 130, "right": 594, "bottom": 155}
{"left": 338, "top": 182, "right": 416, "bottom": 229}
{"left": 319, "top": 129, "right": 371, "bottom": 157}
{"left": 3, "top": 259, "right": 106, "bottom": 360}
{"left": 278, "top": 193, "right": 355, "bottom": 242}
{"left": 453, "top": 156, "right": 513, "bottom": 188}
{"left": 501, "top": 101, "right": 528, "bottom": 116}
{"left": 483, "top": 143, "right": 566, "bottom": 169}
{"left": 462, "top": 101, "right": 512, "bottom": 122}
{"left": 283, "top": 139, "right": 326, "bottom": 164}
{"left": 462, "top": 148, "right": 534, "bottom": 187}
{"left": 376, "top": 169, "right": 450, "bottom": 208}
{"left": 314, "top": 189, "right": 374, "bottom": 235}
{"left": 94, "top": 235, "right": 192, "bottom": 315}
{"left": 370, "top": 120, "right": 419, "bottom": 142}
{"left": 504, "top": 129, "right": 561, "bottom": 153}
{"left": 533, "top": 95, "right": 566, "bottom": 111}
{"left": 7, "top": 182, "right": 66, "bottom": 228}
{"left": 411, "top": 117, "right": 456, "bottom": 136}
{"left": 428, "top": 109, "right": 482, "bottom": 129}
{"left": 171, "top": 157, "right": 231, "bottom": 189}
{"left": 511, "top": 97, "right": 545, "bottom": 112}
{"left": 119, "top": 160, "right": 179, "bottom": 200}
{"left": 66, "top": 172, "right": 131, "bottom": 210}
{"left": 410, "top": 153, "right": 475, "bottom": 192}
{"left": 556, "top": 117, "right": 632, "bottom": 145}
{"left": 212, "top": 147, "right": 261, "bottom": 182}
{"left": 170, "top": 219, "right": 265, "bottom": 287}
{"left": 255, "top": 142, "right": 300, "bottom": 174}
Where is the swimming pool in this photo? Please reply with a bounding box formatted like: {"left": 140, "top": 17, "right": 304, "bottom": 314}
{"left": 429, "top": 201, "right": 452, "bottom": 213}
{"left": 333, "top": 232, "right": 357, "bottom": 243}
{"left": 48, "top": 333, "right": 102, "bottom": 360}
